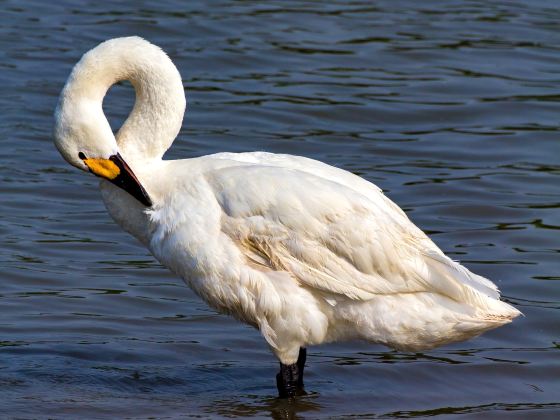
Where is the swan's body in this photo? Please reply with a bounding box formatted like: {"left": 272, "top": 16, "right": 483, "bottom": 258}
{"left": 54, "top": 37, "right": 520, "bottom": 396}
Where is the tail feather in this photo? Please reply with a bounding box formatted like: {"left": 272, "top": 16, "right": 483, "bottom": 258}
{"left": 422, "top": 250, "right": 521, "bottom": 321}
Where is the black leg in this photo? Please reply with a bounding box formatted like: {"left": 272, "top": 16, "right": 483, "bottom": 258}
{"left": 296, "top": 347, "right": 306, "bottom": 388}
{"left": 276, "top": 347, "right": 306, "bottom": 398}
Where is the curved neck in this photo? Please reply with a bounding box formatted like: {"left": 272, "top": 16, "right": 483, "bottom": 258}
{"left": 64, "top": 37, "right": 186, "bottom": 162}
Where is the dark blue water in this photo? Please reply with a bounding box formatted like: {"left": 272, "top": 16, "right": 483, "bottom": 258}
{"left": 1, "top": 1, "right": 559, "bottom": 418}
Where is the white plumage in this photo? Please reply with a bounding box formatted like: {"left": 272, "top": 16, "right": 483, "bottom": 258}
{"left": 54, "top": 37, "right": 520, "bottom": 386}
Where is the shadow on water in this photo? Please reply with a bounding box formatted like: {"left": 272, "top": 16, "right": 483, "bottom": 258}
{"left": 204, "top": 394, "right": 323, "bottom": 420}
{"left": 202, "top": 395, "right": 560, "bottom": 419}
{"left": 382, "top": 402, "right": 560, "bottom": 419}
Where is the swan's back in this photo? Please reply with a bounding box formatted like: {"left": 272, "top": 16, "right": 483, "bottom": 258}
{"left": 209, "top": 152, "right": 510, "bottom": 301}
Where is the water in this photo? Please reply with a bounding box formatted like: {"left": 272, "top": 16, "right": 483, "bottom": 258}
{"left": 1, "top": 0, "right": 559, "bottom": 418}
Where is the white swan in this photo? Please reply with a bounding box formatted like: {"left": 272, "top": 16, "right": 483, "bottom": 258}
{"left": 54, "top": 37, "right": 521, "bottom": 397}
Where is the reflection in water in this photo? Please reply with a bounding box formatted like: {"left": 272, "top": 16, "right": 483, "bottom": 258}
{"left": 206, "top": 394, "right": 323, "bottom": 420}
{"left": 1, "top": 0, "right": 559, "bottom": 417}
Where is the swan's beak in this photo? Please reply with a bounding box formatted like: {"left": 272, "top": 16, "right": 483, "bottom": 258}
{"left": 82, "top": 153, "right": 152, "bottom": 207}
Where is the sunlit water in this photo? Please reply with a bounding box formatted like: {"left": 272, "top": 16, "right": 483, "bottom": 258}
{"left": 1, "top": 1, "right": 559, "bottom": 418}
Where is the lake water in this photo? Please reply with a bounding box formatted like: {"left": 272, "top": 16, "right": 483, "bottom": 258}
{"left": 1, "top": 0, "right": 559, "bottom": 418}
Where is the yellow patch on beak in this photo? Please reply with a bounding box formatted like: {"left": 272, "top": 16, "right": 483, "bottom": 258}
{"left": 83, "top": 158, "right": 121, "bottom": 180}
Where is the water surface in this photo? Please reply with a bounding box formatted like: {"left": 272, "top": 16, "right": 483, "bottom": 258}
{"left": 0, "top": 0, "right": 559, "bottom": 418}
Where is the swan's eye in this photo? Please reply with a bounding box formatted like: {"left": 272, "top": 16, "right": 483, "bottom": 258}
{"left": 78, "top": 152, "right": 86, "bottom": 160}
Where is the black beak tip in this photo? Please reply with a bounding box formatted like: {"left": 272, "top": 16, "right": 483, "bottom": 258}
{"left": 141, "top": 194, "right": 153, "bottom": 207}
{"left": 109, "top": 154, "right": 153, "bottom": 208}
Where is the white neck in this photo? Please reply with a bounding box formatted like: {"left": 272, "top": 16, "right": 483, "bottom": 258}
{"left": 61, "top": 37, "right": 186, "bottom": 162}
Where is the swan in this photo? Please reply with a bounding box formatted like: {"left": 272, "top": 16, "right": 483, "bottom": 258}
{"left": 54, "top": 37, "right": 521, "bottom": 398}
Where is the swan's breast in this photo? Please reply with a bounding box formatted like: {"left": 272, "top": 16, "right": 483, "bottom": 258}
{"left": 99, "top": 179, "right": 153, "bottom": 246}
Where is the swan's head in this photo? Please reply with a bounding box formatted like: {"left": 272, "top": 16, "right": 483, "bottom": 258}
{"left": 54, "top": 91, "right": 152, "bottom": 207}
{"left": 54, "top": 36, "right": 185, "bottom": 208}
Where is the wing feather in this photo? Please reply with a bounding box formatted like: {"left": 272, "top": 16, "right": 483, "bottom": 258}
{"left": 206, "top": 160, "right": 502, "bottom": 308}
